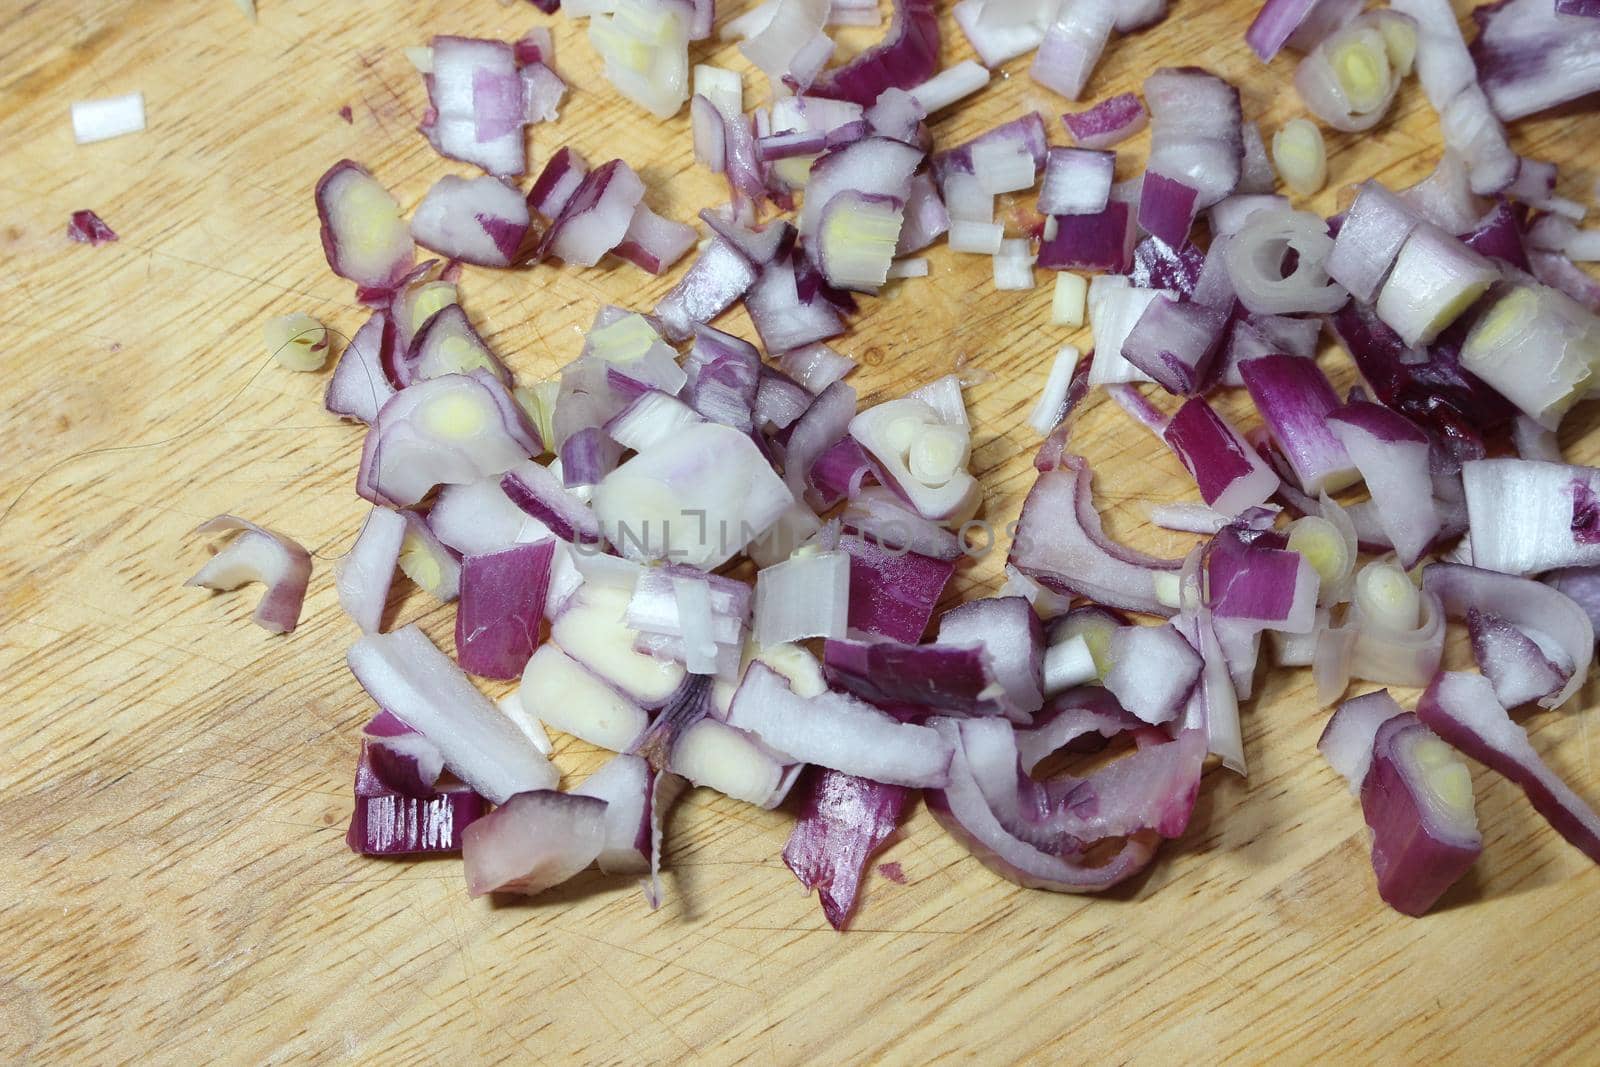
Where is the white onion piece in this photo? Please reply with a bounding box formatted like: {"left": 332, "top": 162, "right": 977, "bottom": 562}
{"left": 1374, "top": 224, "right": 1498, "bottom": 347}
{"left": 348, "top": 626, "right": 559, "bottom": 803}
{"left": 727, "top": 664, "right": 953, "bottom": 787}
{"left": 461, "top": 791, "right": 608, "bottom": 897}
{"left": 1103, "top": 623, "right": 1202, "bottom": 725}
{"left": 1225, "top": 209, "right": 1349, "bottom": 315}
{"left": 573, "top": 754, "right": 652, "bottom": 875}
{"left": 1087, "top": 277, "right": 1164, "bottom": 386}
{"left": 357, "top": 372, "right": 540, "bottom": 508}
{"left": 1463, "top": 458, "right": 1600, "bottom": 577}
{"left": 850, "top": 397, "right": 979, "bottom": 524}
{"left": 1029, "top": 0, "right": 1117, "bottom": 101}
{"left": 1041, "top": 636, "right": 1099, "bottom": 694}
{"left": 1459, "top": 285, "right": 1597, "bottom": 430}
{"left": 755, "top": 550, "right": 850, "bottom": 646}
{"left": 1271, "top": 119, "right": 1326, "bottom": 197}
{"left": 909, "top": 60, "right": 991, "bottom": 113}
{"left": 1318, "top": 688, "right": 1404, "bottom": 792}
{"left": 1326, "top": 180, "right": 1421, "bottom": 302}
{"left": 1028, "top": 346, "right": 1082, "bottom": 434}
{"left": 589, "top": 0, "right": 691, "bottom": 118}
{"left": 185, "top": 516, "right": 311, "bottom": 634}
{"left": 521, "top": 644, "right": 650, "bottom": 751}
{"left": 1326, "top": 403, "right": 1439, "bottom": 569}
{"left": 335, "top": 506, "right": 406, "bottom": 634}
{"left": 71, "top": 92, "right": 146, "bottom": 144}
{"left": 592, "top": 422, "right": 793, "bottom": 568}
{"left": 553, "top": 585, "right": 686, "bottom": 706}
{"left": 673, "top": 719, "right": 793, "bottom": 807}
{"left": 411, "top": 175, "right": 530, "bottom": 268}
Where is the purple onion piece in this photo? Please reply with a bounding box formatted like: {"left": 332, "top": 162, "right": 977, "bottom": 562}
{"left": 1238, "top": 355, "right": 1357, "bottom": 495}
{"left": 783, "top": 769, "right": 911, "bottom": 930}
{"left": 325, "top": 312, "right": 397, "bottom": 425}
{"left": 1037, "top": 200, "right": 1135, "bottom": 272}
{"left": 1360, "top": 713, "right": 1482, "bottom": 916}
{"left": 402, "top": 304, "right": 511, "bottom": 385}
{"left": 67, "top": 209, "right": 117, "bottom": 245}
{"left": 807, "top": 0, "right": 939, "bottom": 107}
{"left": 1423, "top": 563, "right": 1593, "bottom": 709}
{"left": 1062, "top": 92, "right": 1148, "bottom": 149}
{"left": 335, "top": 506, "right": 406, "bottom": 634}
{"left": 455, "top": 541, "right": 555, "bottom": 680}
{"left": 1161, "top": 397, "right": 1281, "bottom": 516}
{"left": 1121, "top": 296, "right": 1227, "bottom": 397}
{"left": 528, "top": 146, "right": 590, "bottom": 221}
{"left": 822, "top": 638, "right": 1006, "bottom": 719}
{"left": 411, "top": 174, "right": 530, "bottom": 267}
{"left": 362, "top": 713, "right": 446, "bottom": 799}
{"left": 838, "top": 533, "right": 955, "bottom": 642}
{"left": 1014, "top": 688, "right": 1142, "bottom": 774}
{"left": 1138, "top": 172, "right": 1200, "bottom": 249}
{"left": 348, "top": 748, "right": 485, "bottom": 856}
{"left": 1009, "top": 454, "right": 1185, "bottom": 616}
{"left": 937, "top": 597, "right": 1046, "bottom": 719}
{"left": 1419, "top": 671, "right": 1600, "bottom": 866}
{"left": 1327, "top": 401, "right": 1439, "bottom": 569}
{"left": 1466, "top": 609, "right": 1574, "bottom": 709}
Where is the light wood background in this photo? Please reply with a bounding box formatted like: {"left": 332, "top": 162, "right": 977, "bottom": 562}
{"left": 3, "top": 0, "right": 1599, "bottom": 1062}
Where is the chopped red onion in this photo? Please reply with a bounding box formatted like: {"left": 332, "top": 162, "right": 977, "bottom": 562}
{"left": 1458, "top": 284, "right": 1596, "bottom": 431}
{"left": 1036, "top": 199, "right": 1136, "bottom": 272}
{"left": 358, "top": 371, "right": 540, "bottom": 508}
{"left": 738, "top": 0, "right": 833, "bottom": 91}
{"left": 185, "top": 515, "right": 311, "bottom": 634}
{"left": 1294, "top": 13, "right": 1411, "bottom": 133}
{"left": 849, "top": 396, "right": 978, "bottom": 523}
{"left": 588, "top": 0, "right": 691, "bottom": 118}
{"left": 461, "top": 790, "right": 608, "bottom": 897}
{"left": 521, "top": 61, "right": 566, "bottom": 124}
{"left": 1246, "top": 0, "right": 1351, "bottom": 61}
{"left": 1103, "top": 623, "right": 1202, "bottom": 725}
{"left": 1468, "top": 609, "right": 1574, "bottom": 709}
{"left": 745, "top": 256, "right": 847, "bottom": 354}
{"left": 728, "top": 663, "right": 954, "bottom": 786}
{"left": 315, "top": 161, "right": 415, "bottom": 293}
{"left": 837, "top": 532, "right": 955, "bottom": 641}
{"left": 520, "top": 644, "right": 650, "bottom": 751}
{"left": 1038, "top": 147, "right": 1114, "bottom": 217}
{"left": 348, "top": 625, "right": 559, "bottom": 803}
{"left": 501, "top": 459, "right": 604, "bottom": 545}
{"left": 1360, "top": 712, "right": 1482, "bottom": 916}
{"left": 1205, "top": 525, "right": 1320, "bottom": 634}
{"left": 1424, "top": 563, "right": 1593, "bottom": 709}
{"left": 335, "top": 506, "right": 406, "bottom": 634}
{"left": 809, "top": 0, "right": 939, "bottom": 107}
{"left": 1030, "top": 0, "right": 1116, "bottom": 101}
{"left": 539, "top": 159, "right": 647, "bottom": 267}
{"left": 1009, "top": 454, "right": 1184, "bottom": 616}
{"left": 396, "top": 305, "right": 508, "bottom": 387}
{"left": 348, "top": 757, "right": 485, "bottom": 856}
{"left": 1225, "top": 208, "right": 1349, "bottom": 315}
{"left": 1144, "top": 68, "right": 1243, "bottom": 210}
{"left": 612, "top": 203, "right": 697, "bottom": 274}
{"left": 1015, "top": 688, "right": 1140, "bottom": 772}
{"left": 754, "top": 550, "right": 850, "bottom": 646}
{"left": 1326, "top": 401, "right": 1438, "bottom": 568}
{"left": 66, "top": 209, "right": 117, "bottom": 246}
{"left": 1062, "top": 92, "right": 1147, "bottom": 149}
{"left": 653, "top": 238, "right": 759, "bottom": 341}
{"left": 755, "top": 365, "right": 815, "bottom": 430}
{"left": 1472, "top": 0, "right": 1600, "bottom": 121}
{"left": 783, "top": 769, "right": 910, "bottom": 930}
{"left": 456, "top": 541, "right": 554, "bottom": 680}
{"left": 1122, "top": 297, "right": 1228, "bottom": 396}
{"left": 937, "top": 597, "right": 1046, "bottom": 717}
{"left": 429, "top": 477, "right": 551, "bottom": 556}
{"left": 779, "top": 342, "right": 857, "bottom": 394}
{"left": 1326, "top": 181, "right": 1421, "bottom": 303}
{"left": 823, "top": 638, "right": 1015, "bottom": 720}
{"left": 528, "top": 146, "right": 590, "bottom": 221}
{"left": 1318, "top": 688, "right": 1404, "bottom": 793}
{"left": 1238, "top": 356, "right": 1357, "bottom": 495}
{"left": 1162, "top": 397, "right": 1281, "bottom": 516}
{"left": 1374, "top": 224, "right": 1498, "bottom": 347}
{"left": 1462, "top": 458, "right": 1600, "bottom": 577}
{"left": 363, "top": 711, "right": 447, "bottom": 799}
{"left": 592, "top": 422, "right": 794, "bottom": 569}
{"left": 572, "top": 753, "right": 653, "bottom": 875}
{"left": 70, "top": 92, "right": 146, "bottom": 144}
{"left": 1419, "top": 671, "right": 1600, "bottom": 865}
{"left": 422, "top": 37, "right": 528, "bottom": 176}
{"left": 907, "top": 60, "right": 990, "bottom": 114}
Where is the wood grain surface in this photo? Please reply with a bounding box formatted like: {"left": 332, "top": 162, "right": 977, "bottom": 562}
{"left": 4, "top": 0, "right": 1599, "bottom": 1062}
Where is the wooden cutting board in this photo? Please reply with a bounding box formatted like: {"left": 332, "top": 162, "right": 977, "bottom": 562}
{"left": 3, "top": 0, "right": 1598, "bottom": 1061}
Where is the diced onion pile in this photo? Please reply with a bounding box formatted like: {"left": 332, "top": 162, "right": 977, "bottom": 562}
{"left": 181, "top": 0, "right": 1600, "bottom": 926}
